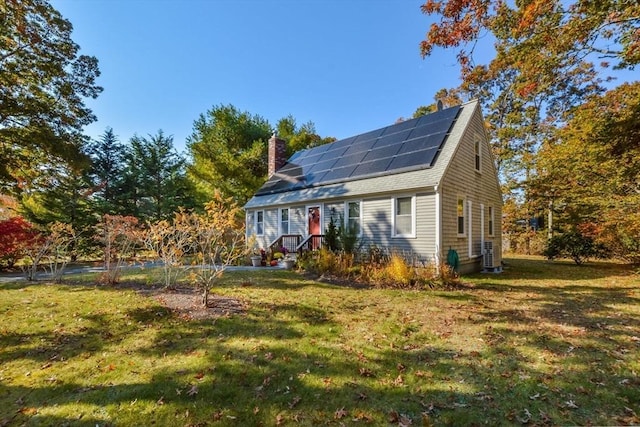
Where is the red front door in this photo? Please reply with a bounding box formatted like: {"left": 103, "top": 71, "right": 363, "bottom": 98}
{"left": 308, "top": 207, "right": 321, "bottom": 249}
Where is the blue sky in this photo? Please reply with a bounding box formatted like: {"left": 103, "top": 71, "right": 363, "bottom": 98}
{"left": 52, "top": 0, "right": 469, "bottom": 153}
{"left": 52, "top": 1, "right": 636, "bottom": 154}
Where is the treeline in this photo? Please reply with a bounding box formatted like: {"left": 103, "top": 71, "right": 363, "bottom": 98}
{"left": 0, "top": 104, "right": 333, "bottom": 264}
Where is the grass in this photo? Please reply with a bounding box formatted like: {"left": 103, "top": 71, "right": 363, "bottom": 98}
{"left": 0, "top": 255, "right": 639, "bottom": 426}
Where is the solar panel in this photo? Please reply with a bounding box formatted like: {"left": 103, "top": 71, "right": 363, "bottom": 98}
{"left": 254, "top": 105, "right": 462, "bottom": 195}
{"left": 408, "top": 118, "right": 454, "bottom": 140}
{"left": 381, "top": 117, "right": 420, "bottom": 134}
{"left": 321, "top": 166, "right": 357, "bottom": 182}
{"left": 363, "top": 143, "right": 402, "bottom": 162}
{"left": 397, "top": 133, "right": 445, "bottom": 156}
{"left": 333, "top": 151, "right": 369, "bottom": 169}
{"left": 352, "top": 157, "right": 393, "bottom": 176}
{"left": 354, "top": 127, "right": 385, "bottom": 143}
{"left": 388, "top": 147, "right": 439, "bottom": 170}
{"left": 372, "top": 128, "right": 413, "bottom": 148}
{"left": 319, "top": 145, "right": 349, "bottom": 161}
{"left": 416, "top": 105, "right": 460, "bottom": 127}
{"left": 342, "top": 138, "right": 378, "bottom": 156}
{"left": 307, "top": 158, "right": 339, "bottom": 173}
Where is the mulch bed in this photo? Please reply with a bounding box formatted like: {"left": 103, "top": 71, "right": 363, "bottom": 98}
{"left": 152, "top": 287, "right": 247, "bottom": 320}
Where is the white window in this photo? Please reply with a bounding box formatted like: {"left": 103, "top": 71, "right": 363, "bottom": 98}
{"left": 457, "top": 197, "right": 465, "bottom": 236}
{"left": 247, "top": 212, "right": 255, "bottom": 233}
{"left": 392, "top": 196, "right": 415, "bottom": 238}
{"left": 280, "top": 208, "right": 289, "bottom": 235}
{"left": 346, "top": 201, "right": 361, "bottom": 236}
{"left": 256, "top": 210, "right": 264, "bottom": 236}
{"left": 474, "top": 140, "right": 481, "bottom": 172}
{"left": 488, "top": 206, "right": 494, "bottom": 236}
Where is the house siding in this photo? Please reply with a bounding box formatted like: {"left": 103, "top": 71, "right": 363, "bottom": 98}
{"left": 359, "top": 193, "right": 437, "bottom": 263}
{"left": 245, "top": 100, "right": 502, "bottom": 274}
{"left": 440, "top": 105, "right": 503, "bottom": 274}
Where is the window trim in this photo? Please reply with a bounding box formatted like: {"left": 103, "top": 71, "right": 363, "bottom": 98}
{"left": 279, "top": 207, "right": 289, "bottom": 235}
{"left": 344, "top": 200, "right": 363, "bottom": 237}
{"left": 474, "top": 139, "right": 482, "bottom": 173}
{"left": 391, "top": 195, "right": 416, "bottom": 238}
{"left": 488, "top": 206, "right": 494, "bottom": 237}
{"left": 255, "top": 210, "right": 264, "bottom": 236}
{"left": 457, "top": 197, "right": 465, "bottom": 237}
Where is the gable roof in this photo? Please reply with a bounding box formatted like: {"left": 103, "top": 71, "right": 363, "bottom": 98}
{"left": 255, "top": 104, "right": 462, "bottom": 197}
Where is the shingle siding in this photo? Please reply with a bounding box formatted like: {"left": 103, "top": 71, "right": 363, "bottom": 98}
{"left": 440, "top": 104, "right": 503, "bottom": 273}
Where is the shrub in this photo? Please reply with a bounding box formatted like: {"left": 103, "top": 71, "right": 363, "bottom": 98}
{"left": 544, "top": 230, "right": 607, "bottom": 265}
{"left": 297, "top": 248, "right": 355, "bottom": 277}
{"left": 0, "top": 216, "right": 36, "bottom": 269}
{"left": 324, "top": 216, "right": 339, "bottom": 252}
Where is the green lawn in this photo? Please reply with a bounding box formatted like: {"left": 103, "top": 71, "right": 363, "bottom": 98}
{"left": 1, "top": 256, "right": 639, "bottom": 426}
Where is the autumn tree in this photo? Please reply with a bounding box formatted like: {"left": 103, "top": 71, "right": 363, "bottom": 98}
{"left": 95, "top": 215, "right": 141, "bottom": 285}
{"left": 418, "top": 0, "right": 637, "bottom": 252}
{"left": 143, "top": 210, "right": 192, "bottom": 289}
{"left": 21, "top": 222, "right": 77, "bottom": 282}
{"left": 188, "top": 192, "right": 248, "bottom": 307}
{"left": 0, "top": 216, "right": 36, "bottom": 269}
{"left": 0, "top": 0, "right": 102, "bottom": 191}
{"left": 534, "top": 82, "right": 640, "bottom": 263}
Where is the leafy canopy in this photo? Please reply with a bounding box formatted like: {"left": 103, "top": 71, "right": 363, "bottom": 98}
{"left": 0, "top": 0, "right": 102, "bottom": 190}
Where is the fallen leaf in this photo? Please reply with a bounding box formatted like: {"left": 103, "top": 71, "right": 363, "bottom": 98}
{"left": 156, "top": 396, "right": 164, "bottom": 405}
{"left": 393, "top": 375, "right": 404, "bottom": 386}
{"left": 565, "top": 400, "right": 579, "bottom": 409}
{"left": 359, "top": 367, "right": 374, "bottom": 377}
{"left": 334, "top": 407, "right": 348, "bottom": 419}
{"left": 288, "top": 396, "right": 301, "bottom": 409}
{"left": 529, "top": 393, "right": 540, "bottom": 400}
{"left": 398, "top": 414, "right": 413, "bottom": 426}
{"left": 187, "top": 384, "right": 198, "bottom": 396}
{"left": 275, "top": 413, "right": 285, "bottom": 426}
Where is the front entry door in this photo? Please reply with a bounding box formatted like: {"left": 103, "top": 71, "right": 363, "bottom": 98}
{"left": 308, "top": 206, "right": 321, "bottom": 249}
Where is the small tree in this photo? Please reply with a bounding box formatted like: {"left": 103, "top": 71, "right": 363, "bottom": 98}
{"left": 324, "top": 216, "right": 339, "bottom": 252}
{"left": 189, "top": 192, "right": 248, "bottom": 307}
{"left": 96, "top": 215, "right": 141, "bottom": 284}
{"left": 0, "top": 217, "right": 36, "bottom": 270}
{"left": 544, "top": 230, "right": 607, "bottom": 265}
{"left": 19, "top": 222, "right": 77, "bottom": 282}
{"left": 144, "top": 211, "right": 192, "bottom": 288}
{"left": 338, "top": 217, "right": 361, "bottom": 255}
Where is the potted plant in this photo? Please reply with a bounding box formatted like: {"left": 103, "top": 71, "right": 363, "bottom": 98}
{"left": 282, "top": 255, "right": 296, "bottom": 270}
{"left": 250, "top": 249, "right": 262, "bottom": 267}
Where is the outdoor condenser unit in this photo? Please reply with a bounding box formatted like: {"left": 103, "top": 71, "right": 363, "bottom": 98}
{"left": 483, "top": 241, "right": 494, "bottom": 269}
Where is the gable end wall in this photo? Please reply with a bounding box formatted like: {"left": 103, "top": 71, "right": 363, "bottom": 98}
{"left": 440, "top": 104, "right": 503, "bottom": 273}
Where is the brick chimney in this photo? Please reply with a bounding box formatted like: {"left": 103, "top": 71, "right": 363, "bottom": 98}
{"left": 268, "top": 133, "right": 286, "bottom": 177}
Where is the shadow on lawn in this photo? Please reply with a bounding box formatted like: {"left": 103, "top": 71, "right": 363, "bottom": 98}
{"left": 1, "top": 258, "right": 639, "bottom": 425}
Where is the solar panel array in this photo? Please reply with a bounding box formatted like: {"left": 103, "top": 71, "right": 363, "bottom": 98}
{"left": 256, "top": 105, "right": 461, "bottom": 196}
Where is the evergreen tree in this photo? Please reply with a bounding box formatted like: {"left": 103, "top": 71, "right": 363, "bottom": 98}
{"left": 86, "top": 128, "right": 126, "bottom": 215}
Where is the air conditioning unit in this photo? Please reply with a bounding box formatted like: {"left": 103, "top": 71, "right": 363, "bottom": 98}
{"left": 483, "top": 241, "right": 494, "bottom": 269}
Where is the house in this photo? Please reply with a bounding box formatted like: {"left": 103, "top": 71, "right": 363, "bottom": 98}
{"left": 244, "top": 100, "right": 502, "bottom": 274}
